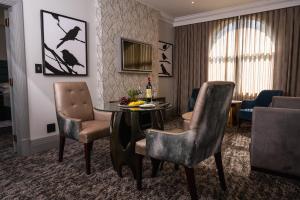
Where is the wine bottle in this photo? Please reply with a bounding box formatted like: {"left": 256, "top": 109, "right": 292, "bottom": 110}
{"left": 146, "top": 77, "right": 152, "bottom": 102}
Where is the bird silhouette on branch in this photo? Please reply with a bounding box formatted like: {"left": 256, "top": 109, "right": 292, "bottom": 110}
{"left": 159, "top": 53, "right": 171, "bottom": 64}
{"left": 44, "top": 43, "right": 80, "bottom": 75}
{"left": 159, "top": 64, "right": 171, "bottom": 76}
{"left": 56, "top": 26, "right": 84, "bottom": 48}
{"left": 159, "top": 43, "right": 171, "bottom": 51}
{"left": 61, "top": 49, "right": 85, "bottom": 68}
{"left": 51, "top": 14, "right": 85, "bottom": 48}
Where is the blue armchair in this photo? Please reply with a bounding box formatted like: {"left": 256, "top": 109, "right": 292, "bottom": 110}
{"left": 187, "top": 88, "right": 200, "bottom": 112}
{"left": 239, "top": 90, "right": 283, "bottom": 124}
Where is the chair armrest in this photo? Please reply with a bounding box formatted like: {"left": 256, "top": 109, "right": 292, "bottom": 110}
{"left": 93, "top": 109, "right": 112, "bottom": 121}
{"left": 251, "top": 107, "right": 300, "bottom": 175}
{"left": 57, "top": 112, "right": 82, "bottom": 140}
{"left": 146, "top": 128, "right": 196, "bottom": 167}
{"left": 241, "top": 100, "right": 255, "bottom": 109}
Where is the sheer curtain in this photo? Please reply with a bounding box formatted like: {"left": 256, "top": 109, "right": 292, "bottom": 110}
{"left": 208, "top": 14, "right": 275, "bottom": 99}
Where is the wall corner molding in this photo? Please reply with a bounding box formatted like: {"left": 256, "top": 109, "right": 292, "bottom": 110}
{"left": 136, "top": 0, "right": 174, "bottom": 24}
{"left": 159, "top": 12, "right": 174, "bottom": 24}
{"left": 173, "top": 0, "right": 300, "bottom": 27}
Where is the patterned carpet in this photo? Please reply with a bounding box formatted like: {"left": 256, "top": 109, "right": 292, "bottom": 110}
{"left": 0, "top": 120, "right": 300, "bottom": 200}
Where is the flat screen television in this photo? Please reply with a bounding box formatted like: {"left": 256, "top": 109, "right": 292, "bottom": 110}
{"left": 121, "top": 38, "right": 152, "bottom": 72}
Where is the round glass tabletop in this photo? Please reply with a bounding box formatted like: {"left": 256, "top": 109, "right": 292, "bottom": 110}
{"left": 94, "top": 102, "right": 171, "bottom": 112}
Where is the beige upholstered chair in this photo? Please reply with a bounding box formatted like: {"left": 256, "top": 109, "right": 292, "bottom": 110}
{"left": 181, "top": 88, "right": 200, "bottom": 125}
{"left": 54, "top": 82, "right": 111, "bottom": 174}
{"left": 135, "top": 81, "right": 235, "bottom": 199}
{"left": 182, "top": 111, "right": 193, "bottom": 129}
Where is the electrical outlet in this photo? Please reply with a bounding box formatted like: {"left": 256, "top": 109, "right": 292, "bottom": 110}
{"left": 47, "top": 123, "right": 56, "bottom": 133}
{"left": 35, "top": 64, "right": 42, "bottom": 73}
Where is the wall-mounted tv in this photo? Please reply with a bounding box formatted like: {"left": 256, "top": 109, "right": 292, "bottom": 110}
{"left": 121, "top": 38, "right": 152, "bottom": 73}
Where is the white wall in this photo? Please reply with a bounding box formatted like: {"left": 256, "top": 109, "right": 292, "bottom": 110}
{"left": 22, "top": 0, "right": 97, "bottom": 140}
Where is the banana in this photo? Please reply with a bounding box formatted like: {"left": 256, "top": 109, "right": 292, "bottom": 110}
{"left": 128, "top": 100, "right": 145, "bottom": 106}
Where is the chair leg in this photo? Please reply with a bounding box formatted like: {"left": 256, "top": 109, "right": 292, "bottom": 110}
{"left": 58, "top": 135, "right": 65, "bottom": 162}
{"left": 84, "top": 142, "right": 93, "bottom": 175}
{"left": 151, "top": 158, "right": 161, "bottom": 177}
{"left": 184, "top": 167, "right": 198, "bottom": 200}
{"left": 136, "top": 154, "right": 144, "bottom": 190}
{"left": 214, "top": 152, "right": 227, "bottom": 191}
{"left": 160, "top": 161, "right": 164, "bottom": 171}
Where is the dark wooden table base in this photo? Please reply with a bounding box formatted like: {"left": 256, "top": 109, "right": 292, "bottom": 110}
{"left": 110, "top": 110, "right": 164, "bottom": 178}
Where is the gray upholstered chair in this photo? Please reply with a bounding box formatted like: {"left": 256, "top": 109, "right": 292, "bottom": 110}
{"left": 54, "top": 82, "right": 111, "bottom": 174}
{"left": 251, "top": 96, "right": 300, "bottom": 177}
{"left": 135, "top": 81, "right": 235, "bottom": 199}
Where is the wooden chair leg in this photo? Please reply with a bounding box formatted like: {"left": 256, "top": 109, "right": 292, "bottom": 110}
{"left": 184, "top": 167, "right": 198, "bottom": 200}
{"left": 136, "top": 154, "right": 144, "bottom": 190}
{"left": 151, "top": 158, "right": 160, "bottom": 177}
{"left": 214, "top": 152, "right": 227, "bottom": 191}
{"left": 160, "top": 161, "right": 164, "bottom": 171}
{"left": 58, "top": 135, "right": 65, "bottom": 162}
{"left": 84, "top": 142, "right": 93, "bottom": 175}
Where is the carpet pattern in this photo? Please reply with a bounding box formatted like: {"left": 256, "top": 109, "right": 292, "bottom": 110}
{"left": 0, "top": 120, "right": 300, "bottom": 200}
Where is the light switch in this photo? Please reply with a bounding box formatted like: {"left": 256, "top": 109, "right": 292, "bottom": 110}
{"left": 35, "top": 64, "right": 42, "bottom": 73}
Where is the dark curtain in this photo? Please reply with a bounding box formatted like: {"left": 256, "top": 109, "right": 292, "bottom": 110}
{"left": 174, "top": 22, "right": 210, "bottom": 113}
{"left": 273, "top": 6, "right": 300, "bottom": 96}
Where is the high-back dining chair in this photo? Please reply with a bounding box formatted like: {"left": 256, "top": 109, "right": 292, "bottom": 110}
{"left": 135, "top": 81, "right": 235, "bottom": 199}
{"left": 54, "top": 82, "right": 111, "bottom": 174}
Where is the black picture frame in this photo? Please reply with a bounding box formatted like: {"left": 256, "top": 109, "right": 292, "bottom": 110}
{"left": 40, "top": 10, "right": 88, "bottom": 76}
{"left": 158, "top": 40, "right": 173, "bottom": 77}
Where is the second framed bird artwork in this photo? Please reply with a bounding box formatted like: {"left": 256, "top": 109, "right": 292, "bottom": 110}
{"left": 41, "top": 10, "right": 87, "bottom": 76}
{"left": 158, "top": 41, "right": 173, "bottom": 77}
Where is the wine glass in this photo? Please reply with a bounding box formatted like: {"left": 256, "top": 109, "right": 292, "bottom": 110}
{"left": 152, "top": 83, "right": 158, "bottom": 99}
{"left": 137, "top": 86, "right": 143, "bottom": 99}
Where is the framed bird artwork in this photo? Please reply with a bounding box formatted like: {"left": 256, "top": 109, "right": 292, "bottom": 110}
{"left": 158, "top": 41, "right": 173, "bottom": 77}
{"left": 40, "top": 10, "right": 87, "bottom": 76}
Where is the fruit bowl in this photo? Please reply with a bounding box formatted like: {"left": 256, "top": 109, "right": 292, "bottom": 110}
{"left": 118, "top": 98, "right": 145, "bottom": 108}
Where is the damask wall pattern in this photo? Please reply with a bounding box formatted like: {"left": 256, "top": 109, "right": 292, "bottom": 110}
{"left": 96, "top": 0, "right": 160, "bottom": 105}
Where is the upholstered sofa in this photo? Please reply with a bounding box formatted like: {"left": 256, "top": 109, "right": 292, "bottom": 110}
{"left": 251, "top": 96, "right": 300, "bottom": 177}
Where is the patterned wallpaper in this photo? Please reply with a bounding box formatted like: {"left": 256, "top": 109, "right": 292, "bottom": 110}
{"left": 96, "top": 0, "right": 159, "bottom": 106}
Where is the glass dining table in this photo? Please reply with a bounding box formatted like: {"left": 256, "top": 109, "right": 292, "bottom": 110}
{"left": 94, "top": 102, "right": 171, "bottom": 178}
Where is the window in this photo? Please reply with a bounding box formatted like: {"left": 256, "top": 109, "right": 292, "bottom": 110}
{"left": 208, "top": 16, "right": 275, "bottom": 99}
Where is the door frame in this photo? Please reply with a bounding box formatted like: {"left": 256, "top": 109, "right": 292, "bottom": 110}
{"left": 1, "top": 0, "right": 30, "bottom": 155}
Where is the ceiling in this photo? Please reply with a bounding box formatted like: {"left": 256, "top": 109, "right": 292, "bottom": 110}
{"left": 139, "top": 0, "right": 265, "bottom": 17}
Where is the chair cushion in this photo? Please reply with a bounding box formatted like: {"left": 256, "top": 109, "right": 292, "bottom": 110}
{"left": 79, "top": 120, "right": 110, "bottom": 143}
{"left": 182, "top": 112, "right": 193, "bottom": 121}
{"left": 135, "top": 139, "right": 146, "bottom": 155}
{"left": 239, "top": 109, "right": 253, "bottom": 121}
{"left": 135, "top": 128, "right": 185, "bottom": 156}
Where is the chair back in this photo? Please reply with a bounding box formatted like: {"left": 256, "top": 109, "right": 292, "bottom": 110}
{"left": 187, "top": 88, "right": 200, "bottom": 111}
{"left": 54, "top": 82, "right": 94, "bottom": 121}
{"left": 272, "top": 96, "right": 300, "bottom": 109}
{"left": 189, "top": 81, "right": 235, "bottom": 156}
{"left": 255, "top": 90, "right": 283, "bottom": 107}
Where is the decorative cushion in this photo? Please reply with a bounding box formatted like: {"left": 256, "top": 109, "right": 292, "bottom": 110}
{"left": 79, "top": 120, "right": 110, "bottom": 143}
